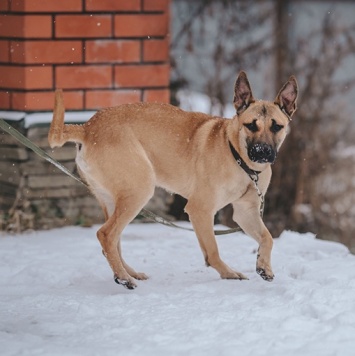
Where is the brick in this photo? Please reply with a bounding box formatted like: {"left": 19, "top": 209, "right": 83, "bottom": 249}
{"left": 61, "top": 90, "right": 84, "bottom": 110}
{"left": 115, "top": 64, "right": 170, "bottom": 88}
{"left": 26, "top": 126, "right": 51, "bottom": 146}
{"left": 12, "top": 92, "right": 50, "bottom": 111}
{"left": 0, "top": 162, "right": 21, "bottom": 185}
{"left": 0, "top": 147, "right": 28, "bottom": 161}
{"left": 0, "top": 66, "right": 24, "bottom": 89}
{"left": 56, "top": 65, "right": 112, "bottom": 89}
{"left": 55, "top": 15, "right": 112, "bottom": 39}
{"left": 0, "top": 65, "right": 52, "bottom": 89}
{"left": 143, "top": 39, "right": 169, "bottom": 62}
{"left": 26, "top": 126, "right": 49, "bottom": 140}
{"left": 85, "top": 0, "right": 141, "bottom": 12}
{"left": 0, "top": 14, "right": 52, "bottom": 38}
{"left": 21, "top": 160, "right": 76, "bottom": 175}
{"left": 85, "top": 40, "right": 140, "bottom": 64}
{"left": 12, "top": 91, "right": 84, "bottom": 111}
{"left": 0, "top": 183, "right": 17, "bottom": 197}
{"left": 25, "top": 66, "right": 53, "bottom": 89}
{"left": 0, "top": 130, "right": 20, "bottom": 145}
{"left": 27, "top": 175, "right": 78, "bottom": 189}
{"left": 143, "top": 89, "right": 170, "bottom": 103}
{"left": 0, "top": 40, "right": 9, "bottom": 62}
{"left": 10, "top": 0, "right": 82, "bottom": 12}
{"left": 0, "top": 90, "right": 10, "bottom": 109}
{"left": 85, "top": 90, "right": 141, "bottom": 109}
{"left": 144, "top": 0, "right": 169, "bottom": 12}
{"left": 27, "top": 145, "right": 77, "bottom": 162}
{"left": 24, "top": 187, "right": 86, "bottom": 200}
{"left": 0, "top": 0, "right": 9, "bottom": 11}
{"left": 48, "top": 146, "right": 77, "bottom": 161}
{"left": 115, "top": 14, "right": 168, "bottom": 38}
{"left": 11, "top": 40, "right": 83, "bottom": 64}
{"left": 0, "top": 185, "right": 17, "bottom": 200}
{"left": 0, "top": 15, "right": 22, "bottom": 37}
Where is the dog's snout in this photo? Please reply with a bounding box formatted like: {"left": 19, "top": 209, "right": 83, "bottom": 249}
{"left": 248, "top": 143, "right": 276, "bottom": 164}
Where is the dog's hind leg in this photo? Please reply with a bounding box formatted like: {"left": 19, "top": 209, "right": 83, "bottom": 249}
{"left": 117, "top": 239, "right": 149, "bottom": 281}
{"left": 99, "top": 211, "right": 149, "bottom": 281}
{"left": 97, "top": 188, "right": 154, "bottom": 289}
{"left": 97, "top": 197, "right": 148, "bottom": 281}
{"left": 185, "top": 201, "right": 248, "bottom": 280}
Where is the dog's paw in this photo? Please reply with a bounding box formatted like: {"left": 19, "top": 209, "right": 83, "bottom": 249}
{"left": 220, "top": 270, "right": 249, "bottom": 280}
{"left": 235, "top": 272, "right": 249, "bottom": 281}
{"left": 136, "top": 272, "right": 149, "bottom": 280}
{"left": 256, "top": 268, "right": 274, "bottom": 282}
{"left": 114, "top": 276, "right": 137, "bottom": 290}
{"left": 125, "top": 267, "right": 149, "bottom": 280}
{"left": 132, "top": 272, "right": 149, "bottom": 281}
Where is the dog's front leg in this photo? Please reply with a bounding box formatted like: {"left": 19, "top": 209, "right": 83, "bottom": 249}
{"left": 185, "top": 201, "right": 248, "bottom": 280}
{"left": 232, "top": 197, "right": 274, "bottom": 282}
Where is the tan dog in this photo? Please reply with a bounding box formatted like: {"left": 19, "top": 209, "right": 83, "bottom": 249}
{"left": 48, "top": 71, "right": 298, "bottom": 289}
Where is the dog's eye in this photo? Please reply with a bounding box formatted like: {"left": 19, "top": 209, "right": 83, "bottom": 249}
{"left": 243, "top": 120, "right": 258, "bottom": 133}
{"left": 270, "top": 119, "right": 284, "bottom": 133}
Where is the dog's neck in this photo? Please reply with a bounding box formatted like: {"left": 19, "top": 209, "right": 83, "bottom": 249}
{"left": 228, "top": 141, "right": 261, "bottom": 178}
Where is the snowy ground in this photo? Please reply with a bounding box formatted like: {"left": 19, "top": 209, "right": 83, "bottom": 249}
{"left": 1, "top": 223, "right": 355, "bottom": 356}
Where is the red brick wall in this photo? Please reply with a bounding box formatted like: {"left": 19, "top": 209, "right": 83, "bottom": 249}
{"left": 0, "top": 0, "right": 170, "bottom": 111}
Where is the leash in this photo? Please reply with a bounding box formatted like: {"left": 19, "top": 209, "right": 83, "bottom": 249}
{"left": 0, "top": 118, "right": 255, "bottom": 235}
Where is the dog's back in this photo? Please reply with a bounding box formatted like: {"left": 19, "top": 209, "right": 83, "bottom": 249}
{"left": 49, "top": 90, "right": 222, "bottom": 149}
{"left": 49, "top": 91, "right": 229, "bottom": 197}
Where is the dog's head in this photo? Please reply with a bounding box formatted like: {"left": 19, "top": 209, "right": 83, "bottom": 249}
{"left": 232, "top": 71, "right": 298, "bottom": 167}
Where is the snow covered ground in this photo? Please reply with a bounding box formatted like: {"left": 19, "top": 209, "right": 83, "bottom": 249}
{"left": 1, "top": 223, "right": 355, "bottom": 356}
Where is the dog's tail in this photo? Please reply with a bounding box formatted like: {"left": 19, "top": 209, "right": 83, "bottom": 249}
{"left": 48, "top": 89, "right": 85, "bottom": 148}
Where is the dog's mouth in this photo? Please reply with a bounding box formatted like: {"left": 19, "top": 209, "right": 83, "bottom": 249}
{"left": 248, "top": 143, "right": 276, "bottom": 164}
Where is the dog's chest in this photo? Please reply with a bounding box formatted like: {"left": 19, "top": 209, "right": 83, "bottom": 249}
{"left": 222, "top": 176, "right": 252, "bottom": 204}
{"left": 203, "top": 168, "right": 254, "bottom": 210}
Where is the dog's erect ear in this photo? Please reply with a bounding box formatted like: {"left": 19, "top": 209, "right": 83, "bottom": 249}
{"left": 233, "top": 71, "right": 255, "bottom": 114}
{"left": 275, "top": 75, "right": 298, "bottom": 119}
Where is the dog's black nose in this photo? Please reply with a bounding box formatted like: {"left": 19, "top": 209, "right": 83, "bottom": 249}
{"left": 248, "top": 143, "right": 276, "bottom": 163}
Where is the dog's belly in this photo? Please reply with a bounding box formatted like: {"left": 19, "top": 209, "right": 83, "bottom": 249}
{"left": 154, "top": 162, "right": 251, "bottom": 211}
{"left": 154, "top": 172, "right": 190, "bottom": 198}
